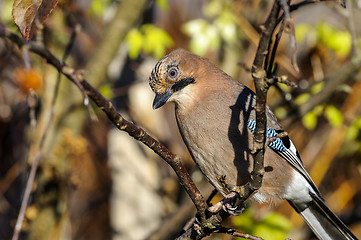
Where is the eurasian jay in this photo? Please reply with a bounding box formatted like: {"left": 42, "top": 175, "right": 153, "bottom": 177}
{"left": 149, "top": 49, "right": 357, "bottom": 240}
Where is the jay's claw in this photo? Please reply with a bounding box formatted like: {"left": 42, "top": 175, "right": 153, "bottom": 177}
{"left": 208, "top": 192, "right": 246, "bottom": 216}
{"left": 222, "top": 192, "right": 246, "bottom": 216}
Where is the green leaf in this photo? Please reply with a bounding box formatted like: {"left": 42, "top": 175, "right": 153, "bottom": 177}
{"left": 215, "top": 10, "right": 237, "bottom": 44}
{"left": 311, "top": 82, "right": 324, "bottom": 94}
{"left": 232, "top": 207, "right": 254, "bottom": 233}
{"left": 1, "top": 0, "right": 15, "bottom": 23}
{"left": 295, "top": 82, "right": 324, "bottom": 106}
{"left": 295, "top": 93, "right": 311, "bottom": 105}
{"left": 313, "top": 105, "right": 324, "bottom": 115}
{"left": 296, "top": 22, "right": 352, "bottom": 57}
{"left": 346, "top": 124, "right": 359, "bottom": 141}
{"left": 324, "top": 105, "right": 343, "bottom": 127}
{"left": 156, "top": 0, "right": 169, "bottom": 12}
{"left": 317, "top": 22, "right": 352, "bottom": 57}
{"left": 295, "top": 23, "right": 314, "bottom": 44}
{"left": 277, "top": 82, "right": 291, "bottom": 92}
{"left": 302, "top": 105, "right": 327, "bottom": 130}
{"left": 254, "top": 212, "right": 292, "bottom": 240}
{"left": 142, "top": 24, "right": 174, "bottom": 59}
{"left": 233, "top": 209, "right": 292, "bottom": 240}
{"left": 331, "top": 31, "right": 352, "bottom": 57}
{"left": 274, "top": 107, "right": 287, "bottom": 120}
{"left": 346, "top": 116, "right": 361, "bottom": 141}
{"left": 90, "top": 0, "right": 106, "bottom": 16}
{"left": 303, "top": 111, "right": 318, "bottom": 130}
{"left": 98, "top": 83, "right": 113, "bottom": 99}
{"left": 126, "top": 25, "right": 173, "bottom": 59}
{"left": 126, "top": 28, "right": 144, "bottom": 59}
{"left": 203, "top": 0, "right": 222, "bottom": 18}
{"left": 261, "top": 212, "right": 293, "bottom": 232}
{"left": 182, "top": 19, "right": 220, "bottom": 56}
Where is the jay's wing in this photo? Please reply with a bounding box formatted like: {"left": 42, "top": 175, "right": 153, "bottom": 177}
{"left": 247, "top": 116, "right": 321, "bottom": 196}
{"left": 240, "top": 84, "right": 320, "bottom": 195}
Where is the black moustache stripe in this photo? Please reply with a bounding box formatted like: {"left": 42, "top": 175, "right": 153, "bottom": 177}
{"left": 171, "top": 77, "right": 195, "bottom": 92}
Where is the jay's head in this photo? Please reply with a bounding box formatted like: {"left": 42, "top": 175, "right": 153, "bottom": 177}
{"left": 149, "top": 49, "right": 203, "bottom": 110}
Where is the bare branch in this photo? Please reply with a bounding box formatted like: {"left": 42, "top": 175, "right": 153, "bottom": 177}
{"left": 11, "top": 26, "right": 78, "bottom": 240}
{"left": 289, "top": 0, "right": 345, "bottom": 12}
{"left": 177, "top": 1, "right": 291, "bottom": 238}
{"left": 250, "top": 0, "right": 281, "bottom": 195}
{"left": 218, "top": 227, "right": 263, "bottom": 240}
{"left": 0, "top": 25, "right": 209, "bottom": 231}
{"left": 346, "top": 0, "right": 360, "bottom": 57}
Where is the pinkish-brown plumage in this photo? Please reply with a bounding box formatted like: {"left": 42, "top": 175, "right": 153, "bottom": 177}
{"left": 149, "top": 49, "right": 357, "bottom": 240}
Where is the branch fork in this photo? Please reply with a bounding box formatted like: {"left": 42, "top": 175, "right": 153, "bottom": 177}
{"left": 1, "top": 1, "right": 339, "bottom": 239}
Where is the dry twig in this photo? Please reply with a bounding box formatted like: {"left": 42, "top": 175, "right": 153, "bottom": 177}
{"left": 0, "top": 26, "right": 209, "bottom": 238}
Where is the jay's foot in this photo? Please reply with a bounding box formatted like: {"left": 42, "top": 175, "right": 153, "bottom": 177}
{"left": 208, "top": 192, "right": 246, "bottom": 216}
{"left": 222, "top": 192, "right": 246, "bottom": 216}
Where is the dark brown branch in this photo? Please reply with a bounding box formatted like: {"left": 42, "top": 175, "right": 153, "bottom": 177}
{"left": 249, "top": 0, "right": 281, "bottom": 196}
{"left": 274, "top": 1, "right": 345, "bottom": 73}
{"left": 345, "top": 0, "right": 360, "bottom": 57}
{"left": 0, "top": 26, "right": 210, "bottom": 228}
{"left": 248, "top": 0, "right": 347, "bottom": 200}
{"left": 173, "top": 4, "right": 288, "bottom": 239}
{"left": 279, "top": 0, "right": 299, "bottom": 72}
{"left": 218, "top": 227, "right": 264, "bottom": 240}
{"left": 3, "top": 0, "right": 340, "bottom": 236}
{"left": 13, "top": 23, "right": 79, "bottom": 240}
{"left": 178, "top": 2, "right": 288, "bottom": 238}
{"left": 266, "top": 24, "right": 283, "bottom": 77}
{"left": 289, "top": 0, "right": 345, "bottom": 12}
{"left": 2, "top": 26, "right": 265, "bottom": 240}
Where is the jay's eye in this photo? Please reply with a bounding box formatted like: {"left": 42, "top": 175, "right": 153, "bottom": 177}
{"left": 168, "top": 67, "right": 178, "bottom": 79}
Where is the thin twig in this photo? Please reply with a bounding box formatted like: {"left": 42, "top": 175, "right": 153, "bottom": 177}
{"left": 11, "top": 26, "right": 78, "bottom": 240}
{"left": 218, "top": 227, "right": 263, "bottom": 240}
{"left": 0, "top": 25, "right": 209, "bottom": 227}
{"left": 279, "top": 0, "right": 299, "bottom": 72}
{"left": 11, "top": 150, "right": 41, "bottom": 240}
{"left": 274, "top": 0, "right": 346, "bottom": 74}
{"left": 289, "top": 0, "right": 343, "bottom": 12}
{"left": 266, "top": 24, "right": 284, "bottom": 77}
{"left": 250, "top": 0, "right": 281, "bottom": 195}
{"left": 1, "top": 0, "right": 341, "bottom": 237}
{"left": 346, "top": 0, "right": 360, "bottom": 57}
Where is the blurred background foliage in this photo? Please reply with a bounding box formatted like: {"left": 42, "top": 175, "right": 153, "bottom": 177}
{"left": 1, "top": 0, "right": 361, "bottom": 239}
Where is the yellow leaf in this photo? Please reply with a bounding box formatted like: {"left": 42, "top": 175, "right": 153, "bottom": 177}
{"left": 303, "top": 111, "right": 318, "bottom": 130}
{"left": 156, "top": 0, "right": 169, "bottom": 11}
{"left": 125, "top": 29, "right": 144, "bottom": 59}
{"left": 318, "top": 22, "right": 351, "bottom": 57}
{"left": 295, "top": 24, "right": 312, "bottom": 43}
{"left": 311, "top": 82, "right": 324, "bottom": 94}
{"left": 324, "top": 105, "right": 343, "bottom": 127}
{"left": 295, "top": 93, "right": 310, "bottom": 105}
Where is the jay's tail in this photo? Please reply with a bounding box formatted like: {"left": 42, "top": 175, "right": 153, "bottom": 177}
{"left": 289, "top": 192, "right": 358, "bottom": 240}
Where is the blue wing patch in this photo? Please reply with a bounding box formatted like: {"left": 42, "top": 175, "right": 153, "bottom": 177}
{"left": 247, "top": 119, "right": 287, "bottom": 152}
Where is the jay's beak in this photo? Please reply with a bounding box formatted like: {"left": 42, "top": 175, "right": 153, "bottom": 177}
{"left": 152, "top": 87, "right": 173, "bottom": 109}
